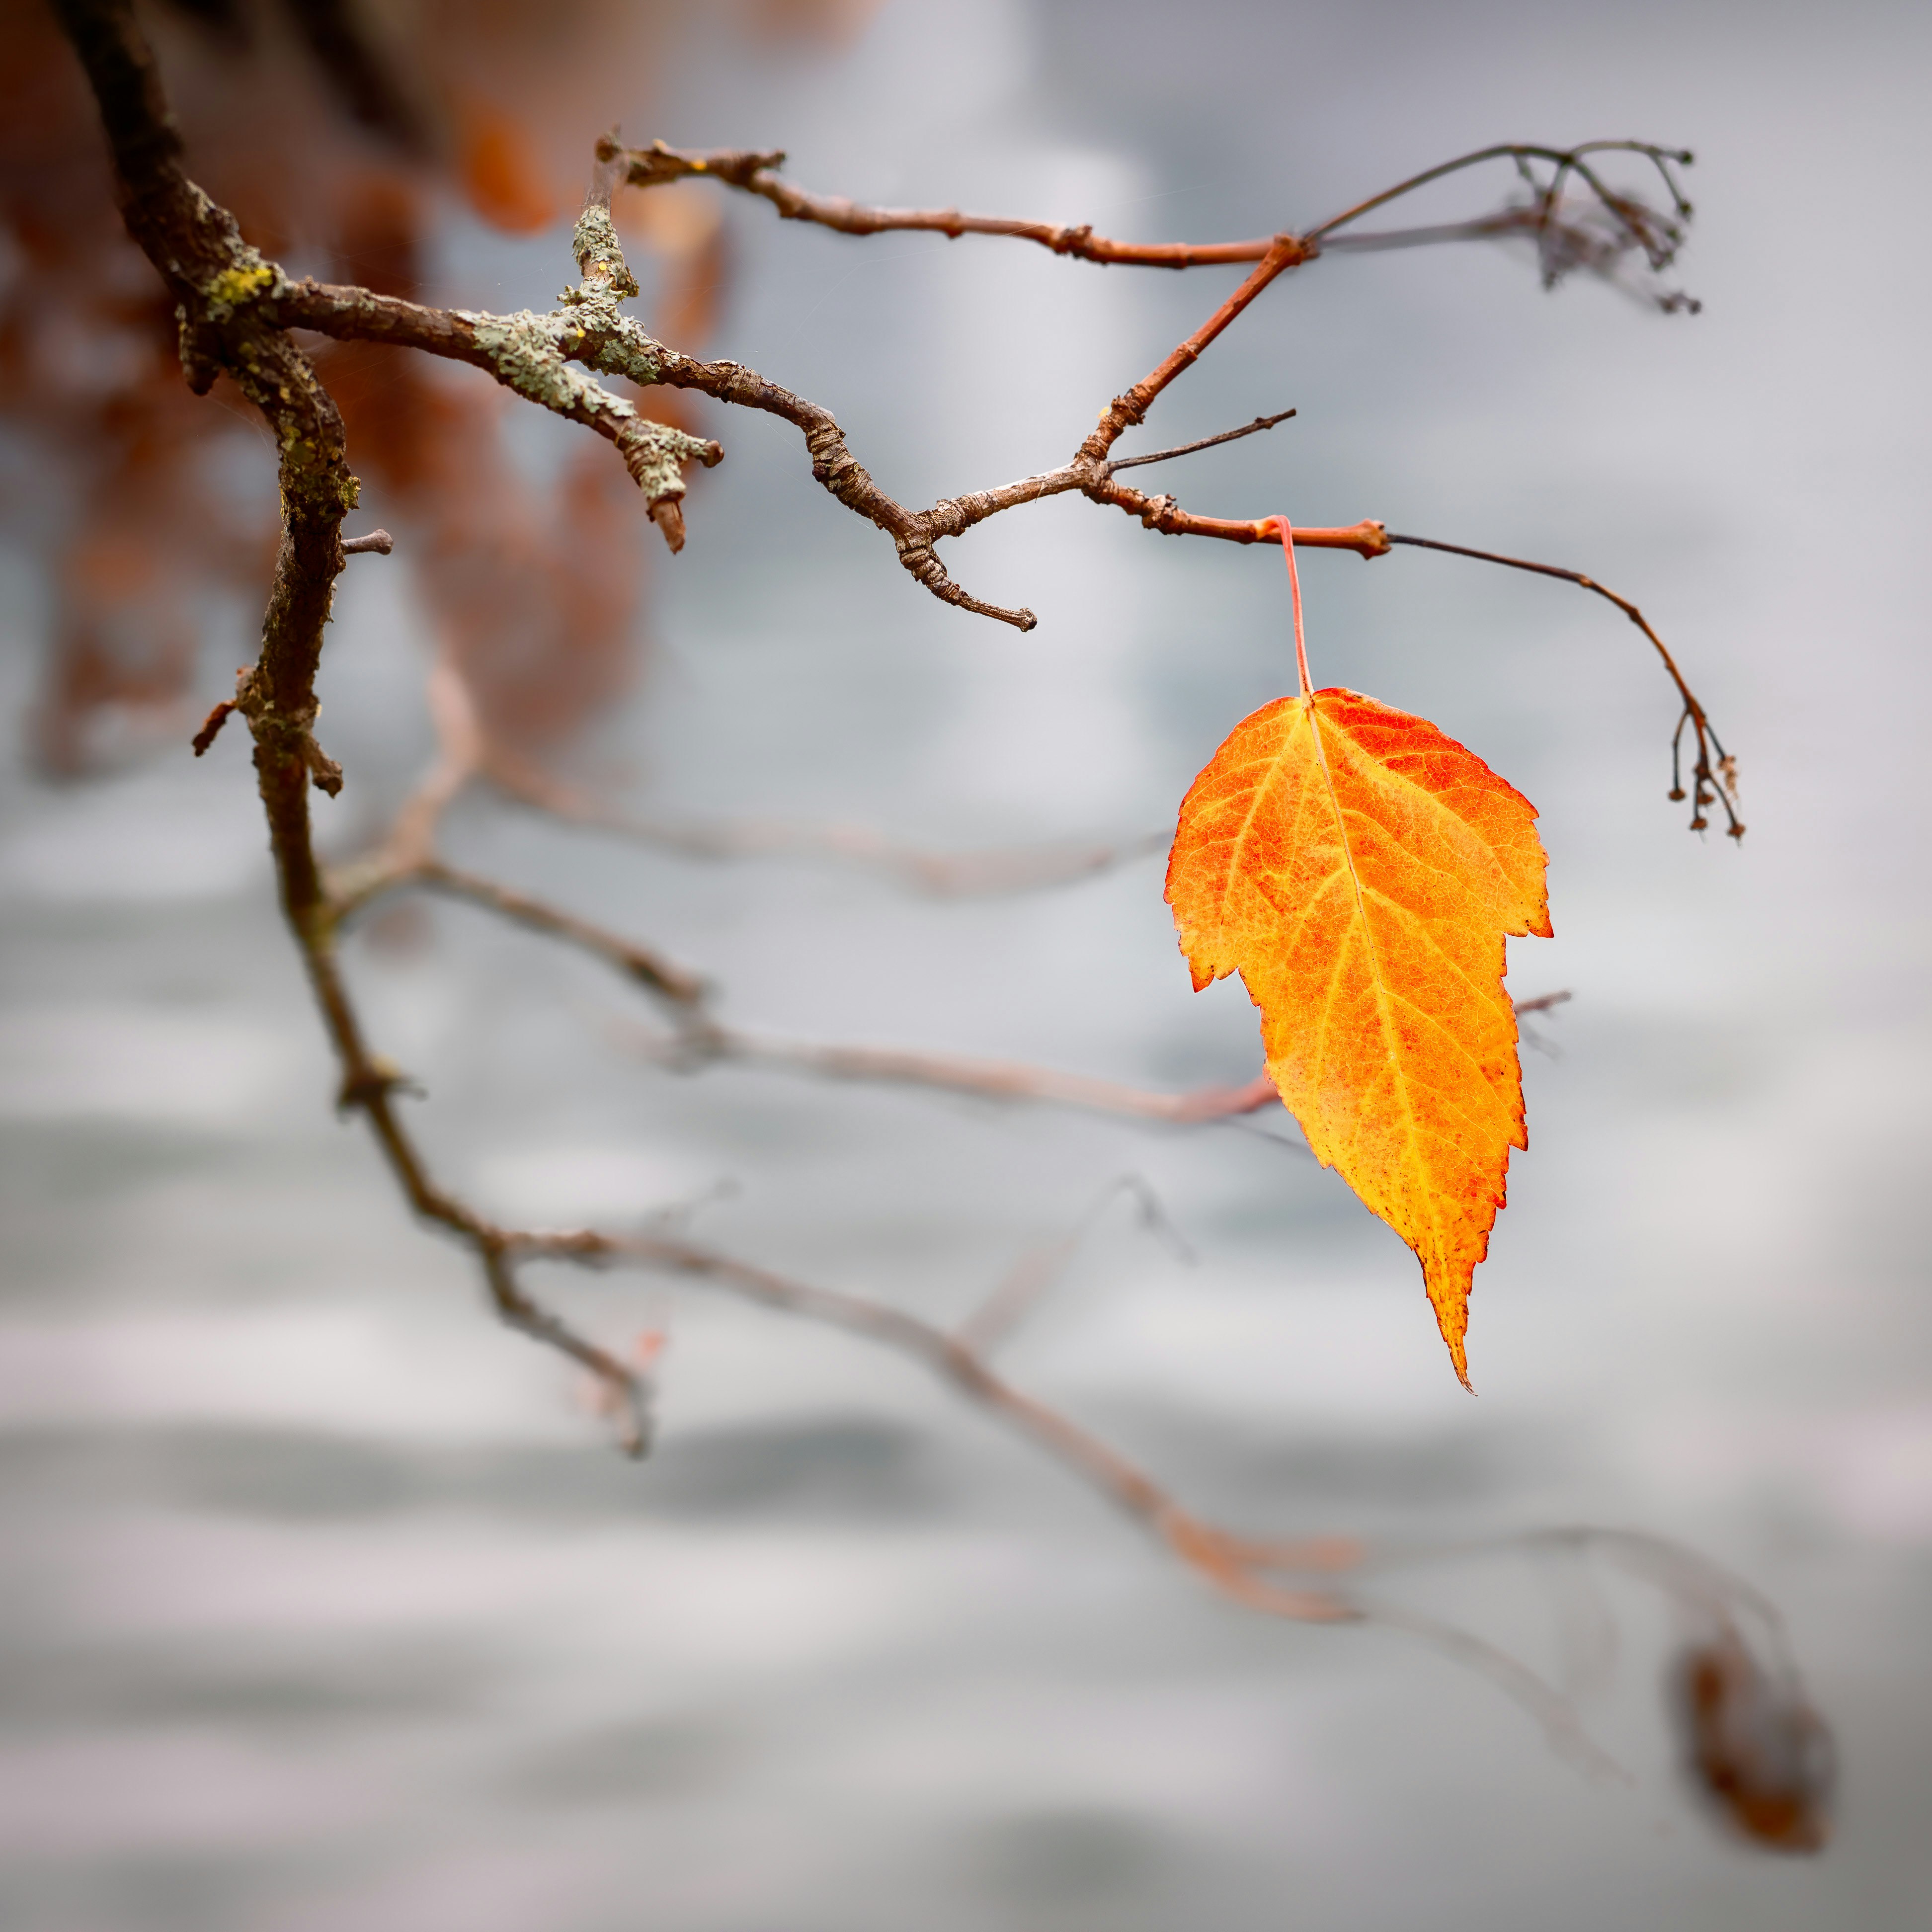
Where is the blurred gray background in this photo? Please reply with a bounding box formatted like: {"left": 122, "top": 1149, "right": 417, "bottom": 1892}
{"left": 2, "top": 0, "right": 1929, "bottom": 1926}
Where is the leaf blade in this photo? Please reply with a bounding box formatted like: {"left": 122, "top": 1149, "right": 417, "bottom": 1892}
{"left": 1167, "top": 687, "right": 1550, "bottom": 1384}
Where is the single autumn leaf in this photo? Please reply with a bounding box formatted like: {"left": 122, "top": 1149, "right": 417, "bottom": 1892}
{"left": 1167, "top": 523, "right": 1550, "bottom": 1384}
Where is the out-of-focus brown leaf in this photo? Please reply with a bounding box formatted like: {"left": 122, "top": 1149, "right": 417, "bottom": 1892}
{"left": 454, "top": 95, "right": 560, "bottom": 234}
{"left": 1674, "top": 1632, "right": 1835, "bottom": 1852}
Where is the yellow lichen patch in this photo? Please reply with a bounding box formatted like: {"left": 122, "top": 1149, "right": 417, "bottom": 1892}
{"left": 204, "top": 258, "right": 275, "bottom": 319}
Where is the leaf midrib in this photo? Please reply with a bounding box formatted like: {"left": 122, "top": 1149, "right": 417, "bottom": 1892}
{"left": 1302, "top": 698, "right": 1451, "bottom": 1272}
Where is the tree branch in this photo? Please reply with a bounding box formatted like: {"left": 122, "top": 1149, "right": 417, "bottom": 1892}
{"left": 611, "top": 139, "right": 1293, "bottom": 269}
{"left": 49, "top": 0, "right": 1789, "bottom": 1792}
{"left": 608, "top": 137, "right": 1697, "bottom": 315}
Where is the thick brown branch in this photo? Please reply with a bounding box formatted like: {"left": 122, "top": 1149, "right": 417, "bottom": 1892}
{"left": 51, "top": 0, "right": 653, "bottom": 1426}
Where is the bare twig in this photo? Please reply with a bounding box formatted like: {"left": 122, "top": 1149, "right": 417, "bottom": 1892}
{"left": 626, "top": 1020, "right": 1288, "bottom": 1127}
{"left": 341, "top": 527, "right": 393, "bottom": 555}
{"left": 610, "top": 136, "right": 1696, "bottom": 312}
{"left": 611, "top": 138, "right": 1292, "bottom": 269}
{"left": 1306, "top": 140, "right": 1691, "bottom": 250}
{"left": 1513, "top": 989, "right": 1573, "bottom": 1017}
{"left": 353, "top": 863, "right": 710, "bottom": 1011}
{"left": 482, "top": 1244, "right": 652, "bottom": 1456}
{"left": 1108, "top": 409, "right": 1297, "bottom": 473}
{"left": 484, "top": 751, "right": 1172, "bottom": 898}
{"left": 1387, "top": 534, "right": 1742, "bottom": 837}
{"left": 540, "top": 1219, "right": 1364, "bottom": 1619}
{"left": 956, "top": 1173, "right": 1193, "bottom": 1356}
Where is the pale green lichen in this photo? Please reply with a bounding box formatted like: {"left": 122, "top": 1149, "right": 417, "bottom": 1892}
{"left": 462, "top": 307, "right": 710, "bottom": 507}
{"left": 569, "top": 204, "right": 640, "bottom": 302}
{"left": 588, "top": 318, "right": 664, "bottom": 388}
{"left": 617, "top": 417, "right": 716, "bottom": 504}
{"left": 464, "top": 308, "right": 619, "bottom": 419}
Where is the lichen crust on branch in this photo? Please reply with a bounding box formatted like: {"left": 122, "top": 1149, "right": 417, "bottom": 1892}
{"left": 458, "top": 306, "right": 717, "bottom": 529}
{"left": 569, "top": 201, "right": 641, "bottom": 301}
{"left": 461, "top": 308, "right": 623, "bottom": 418}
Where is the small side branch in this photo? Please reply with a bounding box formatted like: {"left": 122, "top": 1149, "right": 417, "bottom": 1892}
{"left": 955, "top": 1173, "right": 1194, "bottom": 1356}
{"left": 1307, "top": 140, "right": 1692, "bottom": 245}
{"left": 1108, "top": 409, "right": 1297, "bottom": 473}
{"left": 345, "top": 862, "right": 711, "bottom": 1012}
{"left": 1388, "top": 533, "right": 1741, "bottom": 836}
{"left": 609, "top": 136, "right": 1694, "bottom": 315}
{"left": 634, "top": 1022, "right": 1288, "bottom": 1127}
{"left": 611, "top": 139, "right": 1288, "bottom": 269}
{"left": 1306, "top": 140, "right": 1697, "bottom": 308}
{"left": 481, "top": 1244, "right": 651, "bottom": 1456}
{"left": 488, "top": 756, "right": 1171, "bottom": 897}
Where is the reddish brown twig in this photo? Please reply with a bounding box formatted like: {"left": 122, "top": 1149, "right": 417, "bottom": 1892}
{"left": 610, "top": 139, "right": 1290, "bottom": 269}
{"left": 610, "top": 137, "right": 1697, "bottom": 312}
{"left": 1387, "top": 534, "right": 1742, "bottom": 837}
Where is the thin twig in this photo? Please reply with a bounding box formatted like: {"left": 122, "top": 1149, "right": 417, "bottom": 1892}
{"left": 624, "top": 1018, "right": 1288, "bottom": 1127}
{"left": 609, "top": 137, "right": 1694, "bottom": 312}
{"left": 1387, "top": 533, "right": 1742, "bottom": 837}
{"left": 354, "top": 862, "right": 711, "bottom": 1011}
{"left": 484, "top": 751, "right": 1172, "bottom": 898}
{"left": 610, "top": 138, "right": 1291, "bottom": 269}
{"left": 1513, "top": 989, "right": 1574, "bottom": 1017}
{"left": 482, "top": 1244, "right": 652, "bottom": 1456}
{"left": 1106, "top": 409, "right": 1297, "bottom": 473}
{"left": 1307, "top": 140, "right": 1691, "bottom": 245}
{"left": 956, "top": 1173, "right": 1193, "bottom": 1356}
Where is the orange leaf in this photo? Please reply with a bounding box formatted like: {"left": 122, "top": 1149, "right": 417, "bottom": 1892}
{"left": 455, "top": 101, "right": 559, "bottom": 236}
{"left": 1166, "top": 684, "right": 1550, "bottom": 1385}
